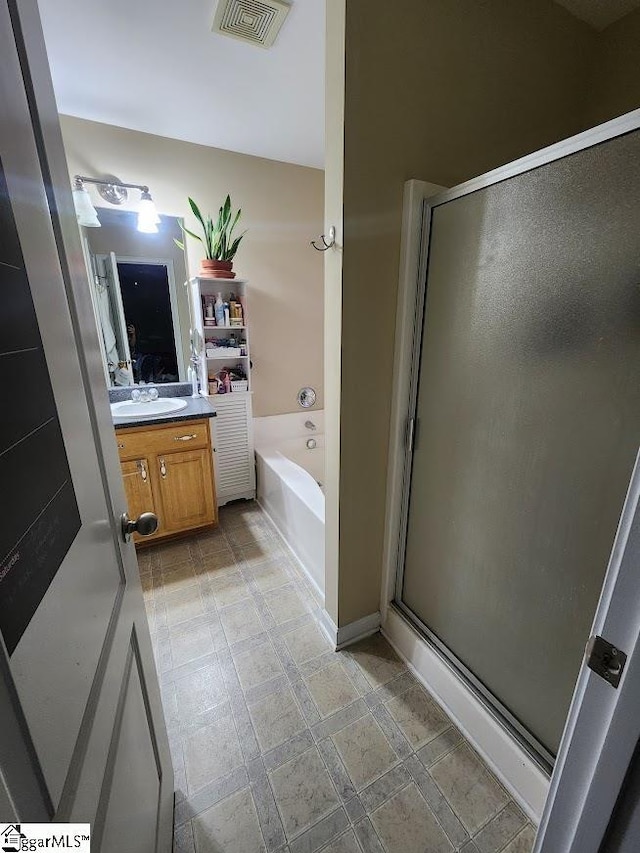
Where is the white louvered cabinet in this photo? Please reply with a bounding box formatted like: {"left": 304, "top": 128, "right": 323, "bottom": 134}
{"left": 188, "top": 276, "right": 256, "bottom": 506}
{"left": 210, "top": 394, "right": 255, "bottom": 504}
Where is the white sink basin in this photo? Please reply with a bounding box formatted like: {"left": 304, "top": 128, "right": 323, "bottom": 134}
{"left": 110, "top": 398, "right": 189, "bottom": 418}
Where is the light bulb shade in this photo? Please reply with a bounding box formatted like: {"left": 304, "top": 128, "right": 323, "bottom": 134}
{"left": 72, "top": 186, "right": 101, "bottom": 227}
{"left": 137, "top": 192, "right": 160, "bottom": 233}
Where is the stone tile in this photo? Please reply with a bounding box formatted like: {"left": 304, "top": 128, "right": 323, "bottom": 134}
{"left": 183, "top": 713, "right": 244, "bottom": 793}
{"left": 175, "top": 765, "right": 250, "bottom": 826}
{"left": 331, "top": 715, "right": 398, "bottom": 791}
{"left": 299, "top": 651, "right": 336, "bottom": 680}
{"left": 205, "top": 570, "right": 252, "bottom": 607}
{"left": 193, "top": 528, "right": 229, "bottom": 556}
{"left": 270, "top": 611, "right": 315, "bottom": 638}
{"left": 220, "top": 502, "right": 263, "bottom": 528}
{"left": 165, "top": 585, "right": 205, "bottom": 627}
{"left": 291, "top": 679, "right": 322, "bottom": 726}
{"left": 157, "top": 540, "right": 192, "bottom": 567}
{"left": 344, "top": 798, "right": 365, "bottom": 824}
{"left": 263, "top": 585, "right": 310, "bottom": 625}
{"left": 321, "top": 830, "right": 362, "bottom": 853}
{"left": 164, "top": 651, "right": 219, "bottom": 686}
{"left": 270, "top": 747, "right": 340, "bottom": 840}
{"left": 337, "top": 655, "right": 374, "bottom": 696}
{"left": 502, "top": 826, "right": 536, "bottom": 853}
{"left": 249, "top": 560, "right": 294, "bottom": 593}
{"left": 252, "top": 775, "right": 287, "bottom": 852}
{"left": 249, "top": 685, "right": 307, "bottom": 753}
{"left": 245, "top": 675, "right": 291, "bottom": 706}
{"left": 370, "top": 704, "right": 412, "bottom": 759}
{"left": 237, "top": 540, "right": 281, "bottom": 569}
{"left": 220, "top": 600, "right": 265, "bottom": 645}
{"left": 311, "top": 699, "right": 368, "bottom": 742}
{"left": 474, "top": 802, "right": 528, "bottom": 853}
{"left": 430, "top": 744, "right": 509, "bottom": 836}
{"left": 174, "top": 661, "right": 226, "bottom": 719}
{"left": 180, "top": 700, "right": 233, "bottom": 739}
{"left": 305, "top": 662, "right": 360, "bottom": 718}
{"left": 195, "top": 546, "right": 237, "bottom": 574}
{"left": 263, "top": 730, "right": 315, "bottom": 772}
{"left": 289, "top": 808, "right": 349, "bottom": 853}
{"left": 460, "top": 843, "right": 480, "bottom": 853}
{"left": 160, "top": 561, "right": 198, "bottom": 594}
{"left": 229, "top": 631, "right": 271, "bottom": 659}
{"left": 192, "top": 787, "right": 265, "bottom": 853}
{"left": 359, "top": 766, "right": 411, "bottom": 813}
{"left": 169, "top": 623, "right": 215, "bottom": 668}
{"left": 386, "top": 685, "right": 450, "bottom": 749}
{"left": 173, "top": 821, "right": 195, "bottom": 853}
{"left": 317, "top": 738, "right": 357, "bottom": 803}
{"left": 235, "top": 642, "right": 285, "bottom": 691}
{"left": 364, "top": 672, "right": 417, "bottom": 709}
{"left": 353, "top": 818, "right": 385, "bottom": 853}
{"left": 347, "top": 635, "right": 406, "bottom": 690}
{"left": 417, "top": 727, "right": 464, "bottom": 768}
{"left": 370, "top": 783, "right": 453, "bottom": 853}
{"left": 403, "top": 754, "right": 468, "bottom": 848}
{"left": 226, "top": 517, "right": 273, "bottom": 547}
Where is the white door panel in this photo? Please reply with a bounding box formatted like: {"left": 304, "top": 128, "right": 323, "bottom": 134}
{"left": 0, "top": 1, "right": 173, "bottom": 847}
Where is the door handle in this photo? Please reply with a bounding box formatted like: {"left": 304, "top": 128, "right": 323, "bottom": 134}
{"left": 174, "top": 434, "right": 198, "bottom": 442}
{"left": 159, "top": 457, "right": 167, "bottom": 478}
{"left": 121, "top": 511, "right": 158, "bottom": 542}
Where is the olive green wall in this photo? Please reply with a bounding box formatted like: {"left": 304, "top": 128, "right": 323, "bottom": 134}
{"left": 334, "top": 0, "right": 600, "bottom": 626}
{"left": 586, "top": 6, "right": 640, "bottom": 127}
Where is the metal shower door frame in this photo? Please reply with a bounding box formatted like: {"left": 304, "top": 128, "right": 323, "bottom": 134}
{"left": 393, "top": 108, "right": 640, "bottom": 771}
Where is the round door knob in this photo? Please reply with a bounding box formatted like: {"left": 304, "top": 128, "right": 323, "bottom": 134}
{"left": 121, "top": 511, "right": 159, "bottom": 542}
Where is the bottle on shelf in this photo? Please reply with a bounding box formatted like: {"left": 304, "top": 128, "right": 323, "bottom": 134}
{"left": 214, "top": 293, "right": 225, "bottom": 326}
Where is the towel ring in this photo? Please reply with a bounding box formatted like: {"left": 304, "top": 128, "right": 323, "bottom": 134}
{"left": 311, "top": 226, "right": 336, "bottom": 252}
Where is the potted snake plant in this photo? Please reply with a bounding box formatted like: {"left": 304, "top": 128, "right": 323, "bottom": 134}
{"left": 175, "top": 195, "right": 246, "bottom": 278}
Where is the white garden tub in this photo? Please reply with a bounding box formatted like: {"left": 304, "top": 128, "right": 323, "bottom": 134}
{"left": 254, "top": 413, "right": 325, "bottom": 600}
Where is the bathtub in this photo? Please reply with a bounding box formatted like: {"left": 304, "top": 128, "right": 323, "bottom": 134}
{"left": 254, "top": 413, "right": 325, "bottom": 600}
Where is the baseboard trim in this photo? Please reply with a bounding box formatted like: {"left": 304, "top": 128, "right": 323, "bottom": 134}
{"left": 318, "top": 611, "right": 381, "bottom": 650}
{"left": 336, "top": 612, "right": 381, "bottom": 650}
{"left": 317, "top": 609, "right": 339, "bottom": 647}
{"left": 382, "top": 607, "right": 549, "bottom": 823}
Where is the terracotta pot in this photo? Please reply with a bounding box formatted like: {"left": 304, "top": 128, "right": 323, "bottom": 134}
{"left": 200, "top": 259, "right": 236, "bottom": 279}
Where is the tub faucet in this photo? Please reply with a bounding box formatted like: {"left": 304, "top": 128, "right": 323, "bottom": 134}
{"left": 304, "top": 420, "right": 316, "bottom": 431}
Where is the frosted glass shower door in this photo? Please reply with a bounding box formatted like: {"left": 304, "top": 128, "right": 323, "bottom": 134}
{"left": 398, "top": 127, "right": 640, "bottom": 763}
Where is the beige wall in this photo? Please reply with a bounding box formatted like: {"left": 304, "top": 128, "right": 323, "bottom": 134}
{"left": 60, "top": 116, "right": 324, "bottom": 417}
{"left": 333, "top": 0, "right": 599, "bottom": 626}
{"left": 586, "top": 7, "right": 640, "bottom": 127}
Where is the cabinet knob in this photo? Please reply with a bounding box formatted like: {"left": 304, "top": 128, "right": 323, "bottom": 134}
{"left": 121, "top": 511, "right": 158, "bottom": 542}
{"left": 159, "top": 457, "right": 167, "bottom": 479}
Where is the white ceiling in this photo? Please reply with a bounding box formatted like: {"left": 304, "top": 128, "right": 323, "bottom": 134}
{"left": 37, "top": 0, "right": 325, "bottom": 169}
{"left": 553, "top": 0, "right": 640, "bottom": 29}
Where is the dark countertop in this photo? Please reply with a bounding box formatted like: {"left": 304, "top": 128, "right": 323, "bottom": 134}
{"left": 112, "top": 395, "right": 216, "bottom": 431}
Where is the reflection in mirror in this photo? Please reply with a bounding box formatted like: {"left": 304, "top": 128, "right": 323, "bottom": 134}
{"left": 81, "top": 208, "right": 190, "bottom": 387}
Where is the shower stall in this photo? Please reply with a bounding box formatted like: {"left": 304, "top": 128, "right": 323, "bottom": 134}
{"left": 389, "top": 116, "right": 640, "bottom": 781}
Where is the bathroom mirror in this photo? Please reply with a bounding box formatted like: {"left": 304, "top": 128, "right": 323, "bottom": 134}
{"left": 81, "top": 208, "right": 190, "bottom": 387}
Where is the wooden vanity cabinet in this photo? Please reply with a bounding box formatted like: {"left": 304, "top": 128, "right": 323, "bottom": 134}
{"left": 116, "top": 418, "right": 217, "bottom": 544}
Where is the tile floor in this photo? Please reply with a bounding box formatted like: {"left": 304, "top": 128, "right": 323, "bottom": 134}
{"left": 138, "top": 501, "right": 537, "bottom": 853}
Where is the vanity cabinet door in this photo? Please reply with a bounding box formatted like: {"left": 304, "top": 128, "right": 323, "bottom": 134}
{"left": 156, "top": 448, "right": 216, "bottom": 533}
{"left": 120, "top": 458, "right": 159, "bottom": 543}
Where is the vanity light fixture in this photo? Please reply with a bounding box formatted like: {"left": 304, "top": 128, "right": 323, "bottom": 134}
{"left": 137, "top": 189, "right": 161, "bottom": 234}
{"left": 72, "top": 175, "right": 160, "bottom": 233}
{"left": 72, "top": 178, "right": 101, "bottom": 228}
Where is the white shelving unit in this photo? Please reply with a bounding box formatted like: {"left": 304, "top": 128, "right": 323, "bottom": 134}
{"left": 188, "top": 276, "right": 256, "bottom": 506}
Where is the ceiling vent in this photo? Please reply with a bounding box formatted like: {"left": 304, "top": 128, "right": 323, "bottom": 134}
{"left": 212, "top": 0, "right": 292, "bottom": 48}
